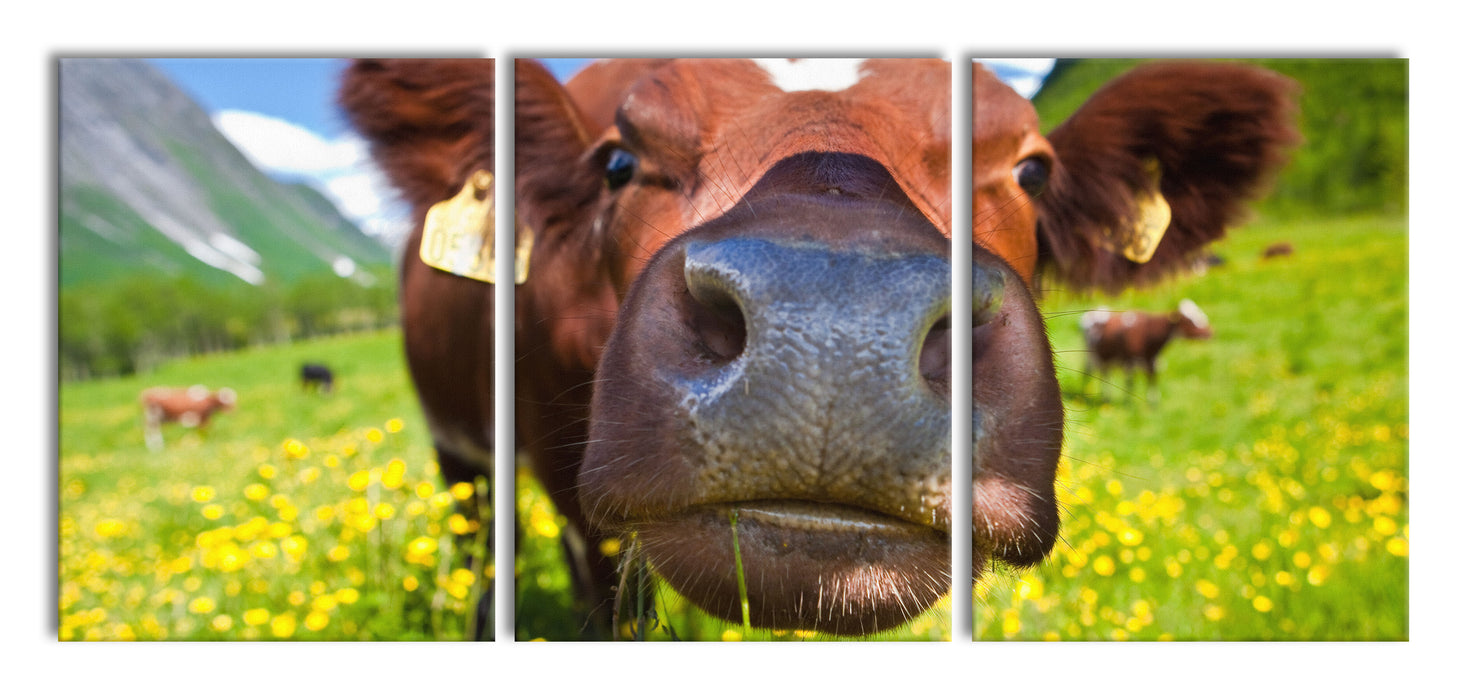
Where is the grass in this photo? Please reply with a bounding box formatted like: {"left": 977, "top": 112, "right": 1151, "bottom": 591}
{"left": 57, "top": 330, "right": 496, "bottom": 641}
{"left": 975, "top": 213, "right": 1408, "bottom": 640}
{"left": 58, "top": 213, "right": 1407, "bottom": 642}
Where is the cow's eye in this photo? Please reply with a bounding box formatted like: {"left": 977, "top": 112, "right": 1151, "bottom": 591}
{"left": 1013, "top": 158, "right": 1050, "bottom": 198}
{"left": 604, "top": 148, "right": 638, "bottom": 190}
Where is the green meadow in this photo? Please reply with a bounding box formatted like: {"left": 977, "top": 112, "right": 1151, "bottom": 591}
{"left": 975, "top": 213, "right": 1408, "bottom": 640}
{"left": 58, "top": 331, "right": 494, "bottom": 641}
{"left": 56, "top": 212, "right": 1407, "bottom": 641}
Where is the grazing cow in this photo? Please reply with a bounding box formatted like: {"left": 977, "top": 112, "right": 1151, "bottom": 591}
{"left": 300, "top": 363, "right": 334, "bottom": 393}
{"left": 140, "top": 385, "right": 237, "bottom": 450}
{"left": 1262, "top": 241, "right": 1295, "bottom": 258}
{"left": 340, "top": 58, "right": 1295, "bottom": 638}
{"left": 1080, "top": 299, "right": 1214, "bottom": 403}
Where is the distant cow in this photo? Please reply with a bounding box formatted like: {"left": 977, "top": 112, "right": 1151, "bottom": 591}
{"left": 1262, "top": 241, "right": 1295, "bottom": 258}
{"left": 1080, "top": 299, "right": 1214, "bottom": 403}
{"left": 341, "top": 58, "right": 1295, "bottom": 637}
{"left": 140, "top": 385, "right": 237, "bottom": 450}
{"left": 300, "top": 363, "right": 334, "bottom": 393}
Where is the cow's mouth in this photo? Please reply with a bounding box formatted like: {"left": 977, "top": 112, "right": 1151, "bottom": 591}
{"left": 632, "top": 500, "right": 951, "bottom": 636}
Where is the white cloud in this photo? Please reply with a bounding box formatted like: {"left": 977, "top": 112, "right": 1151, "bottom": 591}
{"left": 984, "top": 59, "right": 1056, "bottom": 75}
{"left": 212, "top": 110, "right": 409, "bottom": 248}
{"left": 213, "top": 110, "right": 362, "bottom": 175}
{"left": 976, "top": 59, "right": 1056, "bottom": 98}
{"left": 323, "top": 170, "right": 384, "bottom": 222}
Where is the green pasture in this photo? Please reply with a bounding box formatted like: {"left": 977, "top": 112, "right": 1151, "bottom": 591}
{"left": 976, "top": 213, "right": 1408, "bottom": 640}
{"left": 57, "top": 330, "right": 495, "bottom": 641}
{"left": 58, "top": 213, "right": 1406, "bottom": 642}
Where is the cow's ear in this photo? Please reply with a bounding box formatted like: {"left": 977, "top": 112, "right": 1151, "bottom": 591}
{"left": 1035, "top": 61, "right": 1299, "bottom": 291}
{"left": 513, "top": 59, "right": 605, "bottom": 246}
{"left": 338, "top": 59, "right": 496, "bottom": 218}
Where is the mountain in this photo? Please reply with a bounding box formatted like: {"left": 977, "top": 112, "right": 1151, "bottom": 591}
{"left": 58, "top": 58, "right": 391, "bottom": 290}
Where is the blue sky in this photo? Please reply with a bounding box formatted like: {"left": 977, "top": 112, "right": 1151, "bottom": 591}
{"left": 153, "top": 58, "right": 354, "bottom": 137}
{"left": 151, "top": 58, "right": 1053, "bottom": 248}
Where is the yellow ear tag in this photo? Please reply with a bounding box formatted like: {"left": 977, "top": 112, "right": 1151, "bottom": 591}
{"left": 512, "top": 222, "right": 534, "bottom": 285}
{"left": 420, "top": 170, "right": 534, "bottom": 285}
{"left": 1101, "top": 158, "right": 1171, "bottom": 264}
{"left": 1120, "top": 187, "right": 1171, "bottom": 264}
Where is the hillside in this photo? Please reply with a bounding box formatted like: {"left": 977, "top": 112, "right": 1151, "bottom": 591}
{"left": 58, "top": 58, "right": 390, "bottom": 289}
{"left": 58, "top": 59, "right": 398, "bottom": 378}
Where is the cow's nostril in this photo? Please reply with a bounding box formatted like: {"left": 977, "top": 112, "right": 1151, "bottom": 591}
{"left": 919, "top": 314, "right": 951, "bottom": 397}
{"left": 686, "top": 280, "right": 747, "bottom": 363}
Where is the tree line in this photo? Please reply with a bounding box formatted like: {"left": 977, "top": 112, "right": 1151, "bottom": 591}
{"left": 59, "top": 268, "right": 399, "bottom": 381}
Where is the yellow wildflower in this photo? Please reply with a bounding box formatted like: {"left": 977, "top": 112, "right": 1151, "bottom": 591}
{"left": 270, "top": 613, "right": 296, "bottom": 638}
{"left": 283, "top": 439, "right": 309, "bottom": 460}
{"left": 210, "top": 615, "right": 232, "bottom": 633}
{"left": 305, "top": 610, "right": 330, "bottom": 632}
{"left": 383, "top": 459, "right": 407, "bottom": 489}
{"left": 600, "top": 538, "right": 622, "bottom": 557}
{"left": 94, "top": 519, "right": 128, "bottom": 538}
{"left": 1002, "top": 610, "right": 1021, "bottom": 636}
{"left": 448, "top": 513, "right": 475, "bottom": 535}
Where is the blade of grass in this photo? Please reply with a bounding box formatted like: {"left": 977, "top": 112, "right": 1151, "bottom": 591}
{"left": 729, "top": 509, "right": 752, "bottom": 634}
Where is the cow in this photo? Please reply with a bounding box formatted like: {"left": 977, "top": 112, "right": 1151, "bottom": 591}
{"left": 1262, "top": 241, "right": 1295, "bottom": 258}
{"left": 1080, "top": 299, "right": 1214, "bottom": 404}
{"left": 140, "top": 385, "right": 237, "bottom": 451}
{"left": 300, "top": 363, "right": 334, "bottom": 393}
{"left": 339, "top": 58, "right": 1295, "bottom": 638}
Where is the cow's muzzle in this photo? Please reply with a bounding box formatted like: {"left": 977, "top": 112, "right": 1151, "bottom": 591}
{"left": 580, "top": 156, "right": 1060, "bottom": 635}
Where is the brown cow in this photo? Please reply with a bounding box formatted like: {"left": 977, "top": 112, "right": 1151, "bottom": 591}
{"left": 340, "top": 58, "right": 1295, "bottom": 638}
{"left": 1262, "top": 241, "right": 1296, "bottom": 258}
{"left": 140, "top": 385, "right": 237, "bottom": 450}
{"left": 1080, "top": 299, "right": 1214, "bottom": 403}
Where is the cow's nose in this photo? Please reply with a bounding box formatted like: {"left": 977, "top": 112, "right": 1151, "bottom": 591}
{"left": 680, "top": 237, "right": 1006, "bottom": 401}
{"left": 680, "top": 236, "right": 950, "bottom": 399}
{"left": 664, "top": 236, "right": 966, "bottom": 522}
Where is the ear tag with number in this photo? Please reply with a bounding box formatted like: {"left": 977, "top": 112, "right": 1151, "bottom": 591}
{"left": 1102, "top": 158, "right": 1171, "bottom": 264}
{"left": 420, "top": 170, "right": 533, "bottom": 285}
